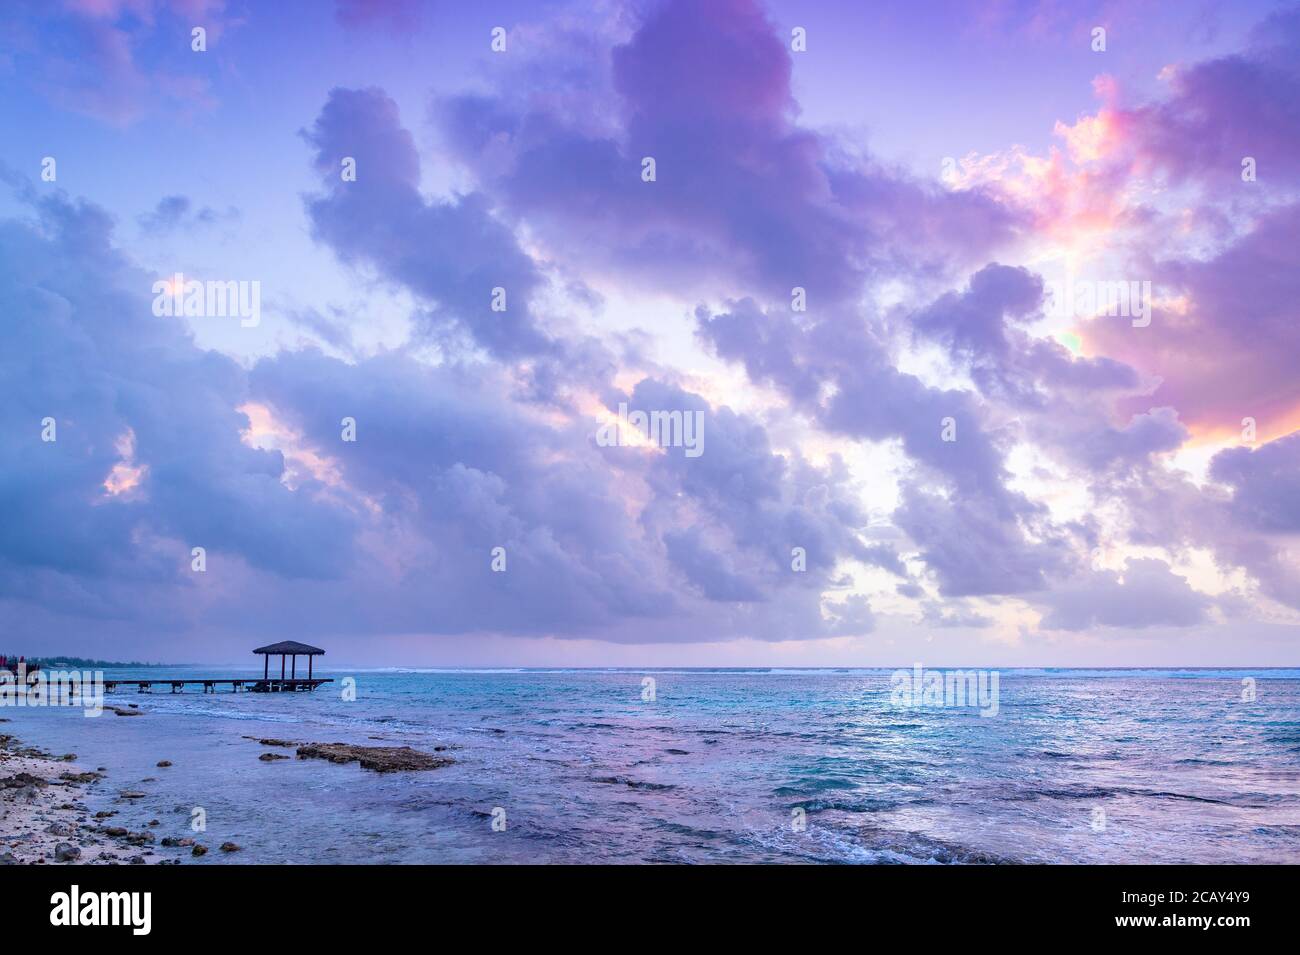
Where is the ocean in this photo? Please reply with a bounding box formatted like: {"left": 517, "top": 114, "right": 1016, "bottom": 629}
{"left": 5, "top": 667, "right": 1300, "bottom": 864}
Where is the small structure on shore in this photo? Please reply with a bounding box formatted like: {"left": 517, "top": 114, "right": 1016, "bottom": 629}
{"left": 253, "top": 641, "right": 325, "bottom": 683}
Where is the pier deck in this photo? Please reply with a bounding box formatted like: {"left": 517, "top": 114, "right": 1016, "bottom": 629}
{"left": 103, "top": 678, "right": 331, "bottom": 693}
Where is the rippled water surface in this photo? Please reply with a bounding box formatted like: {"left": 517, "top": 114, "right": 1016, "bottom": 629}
{"left": 7, "top": 668, "right": 1300, "bottom": 863}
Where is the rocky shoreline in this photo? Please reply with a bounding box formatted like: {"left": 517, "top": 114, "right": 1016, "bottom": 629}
{"left": 0, "top": 727, "right": 181, "bottom": 865}
{"left": 2, "top": 722, "right": 456, "bottom": 865}
{"left": 240, "top": 736, "right": 455, "bottom": 772}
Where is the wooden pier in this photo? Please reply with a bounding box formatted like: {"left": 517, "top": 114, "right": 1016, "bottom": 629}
{"left": 101, "top": 642, "right": 332, "bottom": 695}
{"left": 104, "top": 678, "right": 331, "bottom": 693}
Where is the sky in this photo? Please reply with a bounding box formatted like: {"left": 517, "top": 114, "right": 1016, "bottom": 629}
{"left": 0, "top": 0, "right": 1298, "bottom": 666}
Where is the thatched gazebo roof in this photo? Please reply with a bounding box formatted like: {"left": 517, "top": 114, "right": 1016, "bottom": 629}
{"left": 253, "top": 641, "right": 325, "bottom": 656}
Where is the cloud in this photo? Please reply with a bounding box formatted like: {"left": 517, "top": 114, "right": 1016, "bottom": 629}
{"left": 195, "top": 2, "right": 1300, "bottom": 637}
{"left": 1126, "top": 8, "right": 1300, "bottom": 187}
{"left": 1087, "top": 202, "right": 1300, "bottom": 434}
{"left": 243, "top": 352, "right": 881, "bottom": 641}
{"left": 0, "top": 185, "right": 357, "bottom": 640}
{"left": 1210, "top": 432, "right": 1300, "bottom": 534}
{"left": 921, "top": 601, "right": 994, "bottom": 630}
{"left": 1096, "top": 441, "right": 1300, "bottom": 613}
{"left": 894, "top": 483, "right": 1066, "bottom": 597}
{"left": 302, "top": 87, "right": 558, "bottom": 361}
{"left": 1070, "top": 407, "right": 1189, "bottom": 472}
{"left": 334, "top": 0, "right": 421, "bottom": 32}
{"left": 911, "top": 263, "right": 1044, "bottom": 366}
{"left": 0, "top": 170, "right": 882, "bottom": 647}
{"left": 0, "top": 0, "right": 230, "bottom": 125}
{"left": 696, "top": 289, "right": 1072, "bottom": 598}
{"left": 137, "top": 194, "right": 237, "bottom": 233}
{"left": 1037, "top": 558, "right": 1212, "bottom": 631}
{"left": 434, "top": 0, "right": 1022, "bottom": 304}
{"left": 4, "top": 0, "right": 1298, "bottom": 661}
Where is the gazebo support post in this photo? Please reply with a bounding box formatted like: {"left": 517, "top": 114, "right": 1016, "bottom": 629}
{"left": 251, "top": 642, "right": 326, "bottom": 691}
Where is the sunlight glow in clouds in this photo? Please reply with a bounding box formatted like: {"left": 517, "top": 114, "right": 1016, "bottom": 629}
{"left": 0, "top": 0, "right": 1297, "bottom": 665}
{"left": 102, "top": 429, "right": 147, "bottom": 498}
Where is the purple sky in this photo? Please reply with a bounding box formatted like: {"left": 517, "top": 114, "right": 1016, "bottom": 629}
{"left": 1, "top": 0, "right": 1298, "bottom": 666}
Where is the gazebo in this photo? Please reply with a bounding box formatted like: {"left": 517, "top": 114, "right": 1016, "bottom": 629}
{"left": 253, "top": 641, "right": 325, "bottom": 682}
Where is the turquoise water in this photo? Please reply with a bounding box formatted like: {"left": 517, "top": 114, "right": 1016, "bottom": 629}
{"left": 6, "top": 668, "right": 1300, "bottom": 863}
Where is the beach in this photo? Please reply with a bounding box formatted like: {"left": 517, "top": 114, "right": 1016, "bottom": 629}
{"left": 3, "top": 668, "right": 1299, "bottom": 865}
{"left": 0, "top": 721, "right": 173, "bottom": 865}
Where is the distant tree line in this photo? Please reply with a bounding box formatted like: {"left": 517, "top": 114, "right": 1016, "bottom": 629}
{"left": 5, "top": 655, "right": 174, "bottom": 668}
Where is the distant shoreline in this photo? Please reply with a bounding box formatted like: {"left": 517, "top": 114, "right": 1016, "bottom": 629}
{"left": 15, "top": 658, "right": 184, "bottom": 670}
